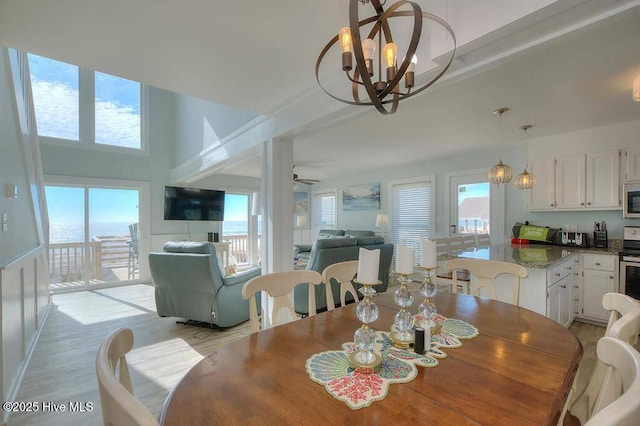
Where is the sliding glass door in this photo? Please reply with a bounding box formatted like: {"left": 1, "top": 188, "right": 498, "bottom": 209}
{"left": 46, "top": 180, "right": 141, "bottom": 292}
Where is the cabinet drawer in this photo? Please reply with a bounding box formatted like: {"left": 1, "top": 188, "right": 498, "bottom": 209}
{"left": 547, "top": 259, "right": 574, "bottom": 285}
{"left": 583, "top": 253, "right": 616, "bottom": 271}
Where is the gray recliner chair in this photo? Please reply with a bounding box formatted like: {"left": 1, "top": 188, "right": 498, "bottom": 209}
{"left": 149, "top": 241, "right": 261, "bottom": 328}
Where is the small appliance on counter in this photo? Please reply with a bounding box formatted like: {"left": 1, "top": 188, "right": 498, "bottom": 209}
{"left": 593, "top": 221, "right": 608, "bottom": 248}
{"left": 556, "top": 231, "right": 589, "bottom": 248}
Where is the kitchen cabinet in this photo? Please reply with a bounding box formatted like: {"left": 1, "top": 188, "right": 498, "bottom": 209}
{"left": 580, "top": 253, "right": 617, "bottom": 323}
{"left": 546, "top": 255, "right": 578, "bottom": 327}
{"left": 626, "top": 146, "right": 640, "bottom": 181}
{"left": 527, "top": 149, "right": 620, "bottom": 211}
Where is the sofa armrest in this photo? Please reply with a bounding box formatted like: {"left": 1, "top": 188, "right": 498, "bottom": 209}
{"left": 222, "top": 266, "right": 262, "bottom": 287}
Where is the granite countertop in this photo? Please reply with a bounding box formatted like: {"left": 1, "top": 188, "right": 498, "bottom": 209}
{"left": 443, "top": 240, "right": 622, "bottom": 270}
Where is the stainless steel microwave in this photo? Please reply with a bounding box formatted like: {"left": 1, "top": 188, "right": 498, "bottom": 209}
{"left": 624, "top": 182, "right": 640, "bottom": 218}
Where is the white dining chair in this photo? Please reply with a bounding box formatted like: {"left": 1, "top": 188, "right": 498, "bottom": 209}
{"left": 96, "top": 327, "right": 158, "bottom": 426}
{"left": 583, "top": 337, "right": 640, "bottom": 426}
{"left": 242, "top": 270, "right": 323, "bottom": 333}
{"left": 321, "top": 260, "right": 359, "bottom": 311}
{"left": 445, "top": 258, "right": 528, "bottom": 305}
{"left": 564, "top": 293, "right": 640, "bottom": 425}
{"left": 475, "top": 234, "right": 491, "bottom": 247}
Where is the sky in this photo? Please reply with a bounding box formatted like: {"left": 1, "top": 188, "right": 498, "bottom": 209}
{"left": 32, "top": 53, "right": 248, "bottom": 228}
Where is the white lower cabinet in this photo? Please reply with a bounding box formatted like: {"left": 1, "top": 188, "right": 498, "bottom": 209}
{"left": 546, "top": 255, "right": 578, "bottom": 327}
{"left": 579, "top": 253, "right": 618, "bottom": 323}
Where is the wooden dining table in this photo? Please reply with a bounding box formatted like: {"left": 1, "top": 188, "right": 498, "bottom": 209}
{"left": 159, "top": 291, "right": 582, "bottom": 425}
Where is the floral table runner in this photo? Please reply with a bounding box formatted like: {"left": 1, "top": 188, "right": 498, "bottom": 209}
{"left": 305, "top": 314, "right": 479, "bottom": 409}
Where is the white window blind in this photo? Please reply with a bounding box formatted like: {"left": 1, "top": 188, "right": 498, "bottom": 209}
{"left": 312, "top": 191, "right": 336, "bottom": 233}
{"left": 391, "top": 180, "right": 432, "bottom": 265}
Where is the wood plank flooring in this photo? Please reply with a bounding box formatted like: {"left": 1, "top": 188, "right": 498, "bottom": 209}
{"left": 6, "top": 284, "right": 614, "bottom": 425}
{"left": 7, "top": 284, "right": 251, "bottom": 425}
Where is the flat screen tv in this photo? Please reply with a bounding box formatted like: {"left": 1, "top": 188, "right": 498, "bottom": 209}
{"left": 164, "top": 186, "right": 225, "bottom": 221}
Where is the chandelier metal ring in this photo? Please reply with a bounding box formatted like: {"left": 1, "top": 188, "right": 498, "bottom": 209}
{"left": 315, "top": 0, "right": 457, "bottom": 115}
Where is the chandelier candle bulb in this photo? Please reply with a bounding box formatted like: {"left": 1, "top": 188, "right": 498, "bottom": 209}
{"left": 396, "top": 245, "right": 414, "bottom": 275}
{"left": 357, "top": 247, "right": 380, "bottom": 284}
{"left": 420, "top": 239, "right": 437, "bottom": 269}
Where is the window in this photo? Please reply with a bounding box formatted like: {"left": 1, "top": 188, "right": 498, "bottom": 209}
{"left": 456, "top": 182, "right": 490, "bottom": 234}
{"left": 312, "top": 190, "right": 337, "bottom": 234}
{"left": 447, "top": 169, "right": 505, "bottom": 243}
{"left": 390, "top": 177, "right": 434, "bottom": 265}
{"left": 28, "top": 53, "right": 143, "bottom": 150}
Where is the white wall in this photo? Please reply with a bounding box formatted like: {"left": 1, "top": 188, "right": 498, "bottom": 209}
{"left": 174, "top": 93, "right": 258, "bottom": 164}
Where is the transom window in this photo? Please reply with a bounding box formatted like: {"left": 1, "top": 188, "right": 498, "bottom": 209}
{"left": 28, "top": 53, "right": 143, "bottom": 150}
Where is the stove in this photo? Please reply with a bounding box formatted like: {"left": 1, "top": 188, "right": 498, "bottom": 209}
{"left": 620, "top": 226, "right": 640, "bottom": 299}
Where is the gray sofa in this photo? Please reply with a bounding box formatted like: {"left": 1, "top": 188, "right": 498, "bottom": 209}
{"left": 149, "top": 241, "right": 261, "bottom": 328}
{"left": 294, "top": 234, "right": 393, "bottom": 315}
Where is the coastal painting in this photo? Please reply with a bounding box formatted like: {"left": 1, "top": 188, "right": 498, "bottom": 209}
{"left": 342, "top": 183, "right": 380, "bottom": 211}
{"left": 294, "top": 191, "right": 309, "bottom": 213}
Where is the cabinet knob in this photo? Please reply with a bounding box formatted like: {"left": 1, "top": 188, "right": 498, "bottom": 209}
{"left": 587, "top": 202, "right": 591, "bottom": 205}
{"left": 555, "top": 273, "right": 561, "bottom": 277}
{"left": 610, "top": 275, "right": 614, "bottom": 280}
{"left": 573, "top": 285, "right": 579, "bottom": 288}
{"left": 581, "top": 202, "right": 585, "bottom": 206}
{"left": 596, "top": 262, "right": 601, "bottom": 266}
{"left": 573, "top": 298, "right": 579, "bottom": 302}
{"left": 561, "top": 285, "right": 567, "bottom": 288}
{"left": 574, "top": 272, "right": 579, "bottom": 276}
{"left": 550, "top": 203, "right": 555, "bottom": 207}
{"left": 566, "top": 266, "right": 572, "bottom": 270}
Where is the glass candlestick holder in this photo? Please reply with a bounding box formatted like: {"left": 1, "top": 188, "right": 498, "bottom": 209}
{"left": 348, "top": 280, "right": 382, "bottom": 373}
{"left": 390, "top": 272, "right": 414, "bottom": 348}
{"left": 416, "top": 267, "right": 441, "bottom": 335}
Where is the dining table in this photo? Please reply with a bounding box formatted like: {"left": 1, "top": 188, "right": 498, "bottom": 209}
{"left": 159, "top": 290, "right": 583, "bottom": 425}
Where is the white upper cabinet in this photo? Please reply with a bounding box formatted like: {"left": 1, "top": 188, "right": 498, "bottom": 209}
{"left": 586, "top": 149, "right": 620, "bottom": 208}
{"left": 527, "top": 158, "right": 556, "bottom": 210}
{"left": 556, "top": 154, "right": 586, "bottom": 209}
{"left": 527, "top": 149, "right": 621, "bottom": 211}
{"left": 626, "top": 146, "right": 640, "bottom": 182}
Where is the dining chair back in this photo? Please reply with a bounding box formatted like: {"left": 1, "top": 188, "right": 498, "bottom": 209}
{"left": 445, "top": 258, "right": 528, "bottom": 305}
{"left": 242, "top": 270, "right": 323, "bottom": 333}
{"left": 565, "top": 293, "right": 640, "bottom": 425}
{"left": 96, "top": 327, "right": 158, "bottom": 426}
{"left": 475, "top": 234, "right": 491, "bottom": 247}
{"left": 321, "top": 260, "right": 359, "bottom": 311}
{"left": 460, "top": 235, "right": 476, "bottom": 249}
{"left": 583, "top": 337, "right": 640, "bottom": 426}
{"left": 432, "top": 237, "right": 451, "bottom": 255}
{"left": 447, "top": 236, "right": 465, "bottom": 252}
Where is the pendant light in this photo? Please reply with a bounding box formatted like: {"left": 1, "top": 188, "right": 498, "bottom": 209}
{"left": 488, "top": 108, "right": 513, "bottom": 184}
{"left": 514, "top": 125, "right": 537, "bottom": 190}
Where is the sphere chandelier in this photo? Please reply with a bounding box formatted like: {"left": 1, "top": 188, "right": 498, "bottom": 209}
{"left": 315, "top": 0, "right": 456, "bottom": 115}
{"left": 514, "top": 125, "right": 537, "bottom": 190}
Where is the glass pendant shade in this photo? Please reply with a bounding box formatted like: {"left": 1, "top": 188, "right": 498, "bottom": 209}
{"left": 514, "top": 168, "right": 537, "bottom": 189}
{"left": 634, "top": 74, "right": 640, "bottom": 102}
{"left": 488, "top": 160, "right": 513, "bottom": 184}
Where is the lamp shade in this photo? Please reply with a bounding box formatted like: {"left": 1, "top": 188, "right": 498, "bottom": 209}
{"left": 514, "top": 168, "right": 537, "bottom": 190}
{"left": 488, "top": 159, "right": 513, "bottom": 184}
{"left": 296, "top": 216, "right": 307, "bottom": 228}
{"left": 376, "top": 213, "right": 388, "bottom": 228}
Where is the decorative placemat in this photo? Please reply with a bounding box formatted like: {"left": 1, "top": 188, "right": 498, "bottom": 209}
{"left": 305, "top": 315, "right": 478, "bottom": 409}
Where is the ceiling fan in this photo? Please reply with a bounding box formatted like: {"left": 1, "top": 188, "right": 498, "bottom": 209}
{"left": 293, "top": 167, "right": 320, "bottom": 185}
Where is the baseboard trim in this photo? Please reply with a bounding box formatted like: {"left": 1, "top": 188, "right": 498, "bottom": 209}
{"left": 1, "top": 301, "right": 54, "bottom": 426}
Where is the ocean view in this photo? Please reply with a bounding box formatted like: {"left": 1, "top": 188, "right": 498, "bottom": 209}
{"left": 49, "top": 220, "right": 254, "bottom": 243}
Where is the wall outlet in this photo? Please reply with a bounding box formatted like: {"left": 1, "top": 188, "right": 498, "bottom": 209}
{"left": 564, "top": 224, "right": 578, "bottom": 232}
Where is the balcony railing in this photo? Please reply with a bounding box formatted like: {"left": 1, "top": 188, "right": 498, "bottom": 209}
{"left": 48, "top": 235, "right": 136, "bottom": 291}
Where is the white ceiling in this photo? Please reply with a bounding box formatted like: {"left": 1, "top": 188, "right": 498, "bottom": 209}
{"left": 1, "top": 0, "right": 639, "bottom": 183}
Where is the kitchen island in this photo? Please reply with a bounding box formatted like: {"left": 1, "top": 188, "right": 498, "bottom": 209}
{"left": 441, "top": 243, "right": 619, "bottom": 326}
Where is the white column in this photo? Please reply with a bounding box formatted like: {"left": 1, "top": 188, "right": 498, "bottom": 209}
{"left": 260, "top": 137, "right": 294, "bottom": 328}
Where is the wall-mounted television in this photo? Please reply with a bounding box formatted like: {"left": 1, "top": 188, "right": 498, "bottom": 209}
{"left": 164, "top": 186, "right": 225, "bottom": 221}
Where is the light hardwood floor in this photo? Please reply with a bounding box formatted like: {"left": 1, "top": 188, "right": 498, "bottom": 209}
{"left": 7, "top": 284, "right": 251, "bottom": 425}
{"left": 6, "top": 284, "right": 612, "bottom": 425}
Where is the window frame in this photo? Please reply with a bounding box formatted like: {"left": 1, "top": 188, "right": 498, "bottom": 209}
{"left": 388, "top": 175, "right": 436, "bottom": 265}
{"left": 311, "top": 188, "right": 338, "bottom": 235}
{"left": 29, "top": 55, "right": 149, "bottom": 155}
